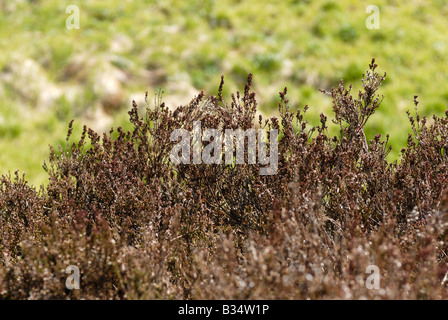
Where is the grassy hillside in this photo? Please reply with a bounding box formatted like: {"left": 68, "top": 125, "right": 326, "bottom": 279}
{"left": 1, "top": 0, "right": 448, "bottom": 186}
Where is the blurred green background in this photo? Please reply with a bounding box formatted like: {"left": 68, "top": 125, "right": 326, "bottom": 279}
{"left": 0, "top": 0, "right": 447, "bottom": 187}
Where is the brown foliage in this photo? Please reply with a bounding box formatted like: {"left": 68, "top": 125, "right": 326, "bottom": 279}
{"left": 0, "top": 59, "right": 447, "bottom": 299}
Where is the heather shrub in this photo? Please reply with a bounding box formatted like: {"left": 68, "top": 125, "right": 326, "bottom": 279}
{"left": 0, "top": 59, "right": 447, "bottom": 299}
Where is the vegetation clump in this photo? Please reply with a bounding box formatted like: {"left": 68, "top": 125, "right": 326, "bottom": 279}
{"left": 0, "top": 60, "right": 447, "bottom": 299}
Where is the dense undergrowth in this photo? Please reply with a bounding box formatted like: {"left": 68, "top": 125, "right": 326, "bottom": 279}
{"left": 0, "top": 60, "right": 447, "bottom": 299}
{"left": 3, "top": 1, "right": 448, "bottom": 186}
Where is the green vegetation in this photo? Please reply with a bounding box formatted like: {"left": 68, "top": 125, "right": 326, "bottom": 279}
{"left": 1, "top": 0, "right": 448, "bottom": 186}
